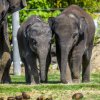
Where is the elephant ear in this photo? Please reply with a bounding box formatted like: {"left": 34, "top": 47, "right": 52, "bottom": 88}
{"left": 79, "top": 17, "right": 87, "bottom": 35}
{"left": 68, "top": 14, "right": 87, "bottom": 35}
{"left": 25, "top": 23, "right": 32, "bottom": 38}
{"left": 48, "top": 17, "right": 56, "bottom": 37}
{"left": 48, "top": 17, "right": 55, "bottom": 30}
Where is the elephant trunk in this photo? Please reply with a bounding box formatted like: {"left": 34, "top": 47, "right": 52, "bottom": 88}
{"left": 60, "top": 44, "right": 72, "bottom": 83}
{"left": 38, "top": 48, "right": 48, "bottom": 83}
{"left": 39, "top": 59, "right": 46, "bottom": 82}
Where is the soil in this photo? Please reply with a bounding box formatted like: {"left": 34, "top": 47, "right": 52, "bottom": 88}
{"left": 91, "top": 43, "right": 100, "bottom": 72}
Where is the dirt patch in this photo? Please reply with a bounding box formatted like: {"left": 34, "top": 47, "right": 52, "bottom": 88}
{"left": 91, "top": 44, "right": 100, "bottom": 72}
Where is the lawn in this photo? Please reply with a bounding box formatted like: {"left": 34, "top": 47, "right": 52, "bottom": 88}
{"left": 0, "top": 69, "right": 100, "bottom": 100}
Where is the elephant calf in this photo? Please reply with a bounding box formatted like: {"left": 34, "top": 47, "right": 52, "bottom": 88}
{"left": 17, "top": 15, "right": 52, "bottom": 84}
{"left": 49, "top": 5, "right": 95, "bottom": 83}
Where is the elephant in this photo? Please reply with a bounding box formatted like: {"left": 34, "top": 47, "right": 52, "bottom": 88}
{"left": 8, "top": 0, "right": 27, "bottom": 13}
{"left": 49, "top": 5, "right": 95, "bottom": 83}
{"left": 17, "top": 15, "right": 52, "bottom": 84}
{"left": 0, "top": 0, "right": 27, "bottom": 83}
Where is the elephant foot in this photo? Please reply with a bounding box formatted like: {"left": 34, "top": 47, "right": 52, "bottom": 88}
{"left": 40, "top": 76, "right": 48, "bottom": 83}
{"left": 73, "top": 79, "right": 80, "bottom": 83}
{"left": 26, "top": 79, "right": 40, "bottom": 84}
{"left": 30, "top": 82, "right": 39, "bottom": 85}
{"left": 61, "top": 79, "right": 72, "bottom": 84}
{"left": 1, "top": 73, "right": 11, "bottom": 84}
{"left": 82, "top": 79, "right": 90, "bottom": 83}
{"left": 26, "top": 81, "right": 40, "bottom": 85}
{"left": 26, "top": 79, "right": 31, "bottom": 84}
{"left": 40, "top": 79, "right": 47, "bottom": 83}
{"left": 1, "top": 77, "right": 11, "bottom": 84}
{"left": 26, "top": 75, "right": 40, "bottom": 84}
{"left": 1, "top": 81, "right": 10, "bottom": 84}
{"left": 82, "top": 77, "right": 90, "bottom": 83}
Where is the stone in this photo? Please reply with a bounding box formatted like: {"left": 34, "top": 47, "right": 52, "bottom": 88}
{"left": 22, "top": 92, "right": 30, "bottom": 99}
{"left": 7, "top": 97, "right": 15, "bottom": 100}
{"left": 72, "top": 93, "right": 83, "bottom": 100}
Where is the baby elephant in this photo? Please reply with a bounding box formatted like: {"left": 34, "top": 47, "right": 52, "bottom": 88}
{"left": 49, "top": 5, "right": 95, "bottom": 83}
{"left": 17, "top": 15, "right": 52, "bottom": 84}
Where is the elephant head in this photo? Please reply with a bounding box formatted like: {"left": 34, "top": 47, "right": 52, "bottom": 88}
{"left": 0, "top": 0, "right": 27, "bottom": 23}
{"left": 49, "top": 13, "right": 87, "bottom": 83}
{"left": 8, "top": 0, "right": 27, "bottom": 13}
{"left": 26, "top": 18, "right": 52, "bottom": 82}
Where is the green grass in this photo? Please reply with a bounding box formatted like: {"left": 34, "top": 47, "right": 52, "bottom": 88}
{"left": 0, "top": 69, "right": 100, "bottom": 100}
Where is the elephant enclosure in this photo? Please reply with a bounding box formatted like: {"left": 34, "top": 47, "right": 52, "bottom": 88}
{"left": 0, "top": 41, "right": 100, "bottom": 100}
{"left": 0, "top": 70, "right": 100, "bottom": 100}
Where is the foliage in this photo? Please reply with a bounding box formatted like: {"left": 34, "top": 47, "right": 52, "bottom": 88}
{"left": 7, "top": 0, "right": 100, "bottom": 42}
{"left": 8, "top": 0, "right": 100, "bottom": 24}
{"left": 94, "top": 15, "right": 100, "bottom": 45}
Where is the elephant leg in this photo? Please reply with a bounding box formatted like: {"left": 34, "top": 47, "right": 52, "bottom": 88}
{"left": 0, "top": 61, "right": 5, "bottom": 83}
{"left": 69, "top": 44, "right": 85, "bottom": 83}
{"left": 56, "top": 37, "right": 72, "bottom": 83}
{"left": 82, "top": 45, "right": 93, "bottom": 82}
{"left": 0, "top": 19, "right": 11, "bottom": 83}
{"left": 69, "top": 52, "right": 82, "bottom": 83}
{"left": 56, "top": 40, "right": 61, "bottom": 72}
{"left": 45, "top": 51, "right": 51, "bottom": 83}
{"left": 1, "top": 58, "right": 11, "bottom": 83}
{"left": 59, "top": 45, "right": 72, "bottom": 83}
{"left": 25, "top": 54, "right": 40, "bottom": 84}
{"left": 0, "top": 52, "right": 11, "bottom": 83}
{"left": 22, "top": 58, "right": 31, "bottom": 84}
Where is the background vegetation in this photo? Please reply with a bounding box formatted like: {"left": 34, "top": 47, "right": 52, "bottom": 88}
{"left": 8, "top": 0, "right": 100, "bottom": 44}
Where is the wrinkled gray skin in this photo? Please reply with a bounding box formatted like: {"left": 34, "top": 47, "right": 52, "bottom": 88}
{"left": 17, "top": 15, "right": 52, "bottom": 84}
{"left": 0, "top": 0, "right": 27, "bottom": 83}
{"left": 49, "top": 5, "right": 95, "bottom": 83}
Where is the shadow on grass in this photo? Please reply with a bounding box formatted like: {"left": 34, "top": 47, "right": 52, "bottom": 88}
{"left": 46, "top": 81, "right": 61, "bottom": 84}
{"left": 11, "top": 81, "right": 61, "bottom": 84}
{"left": 10, "top": 70, "right": 100, "bottom": 84}
{"left": 11, "top": 82, "right": 26, "bottom": 84}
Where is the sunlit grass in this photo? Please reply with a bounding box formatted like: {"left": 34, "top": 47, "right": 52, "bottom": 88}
{"left": 0, "top": 69, "right": 100, "bottom": 100}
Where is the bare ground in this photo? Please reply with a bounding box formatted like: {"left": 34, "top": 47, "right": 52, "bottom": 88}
{"left": 91, "top": 43, "right": 100, "bottom": 72}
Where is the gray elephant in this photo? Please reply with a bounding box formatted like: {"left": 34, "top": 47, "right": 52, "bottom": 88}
{"left": 0, "top": 0, "right": 27, "bottom": 83}
{"left": 17, "top": 15, "right": 52, "bottom": 84}
{"left": 49, "top": 5, "right": 95, "bottom": 83}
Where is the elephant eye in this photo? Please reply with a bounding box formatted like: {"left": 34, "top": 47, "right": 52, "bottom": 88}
{"left": 49, "top": 41, "right": 51, "bottom": 44}
{"left": 32, "top": 40, "right": 37, "bottom": 45}
{"left": 48, "top": 29, "right": 52, "bottom": 34}
{"left": 32, "top": 29, "right": 37, "bottom": 34}
{"left": 72, "top": 32, "right": 78, "bottom": 38}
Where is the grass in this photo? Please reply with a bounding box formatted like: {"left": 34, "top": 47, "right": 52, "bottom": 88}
{"left": 0, "top": 69, "right": 100, "bottom": 100}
